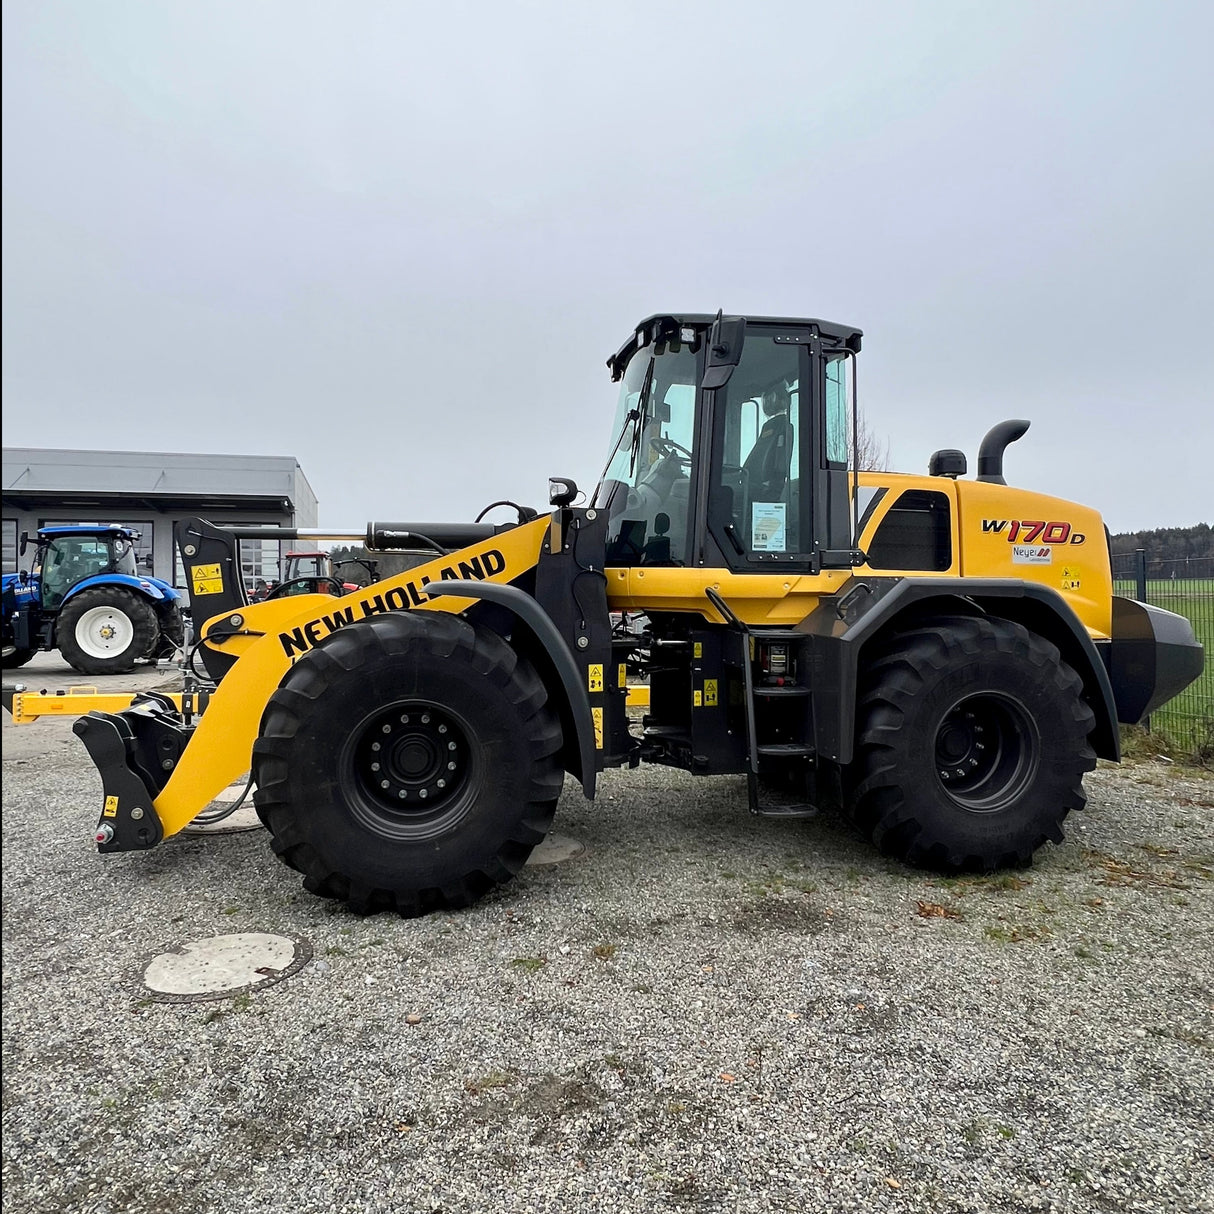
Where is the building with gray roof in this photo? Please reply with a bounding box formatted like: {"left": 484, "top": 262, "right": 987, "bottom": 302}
{"left": 2, "top": 448, "right": 318, "bottom": 597}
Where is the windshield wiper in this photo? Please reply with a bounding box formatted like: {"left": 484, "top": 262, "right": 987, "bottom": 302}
{"left": 626, "top": 355, "right": 656, "bottom": 476}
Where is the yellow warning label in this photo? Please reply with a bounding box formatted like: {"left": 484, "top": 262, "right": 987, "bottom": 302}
{"left": 704, "top": 678, "right": 718, "bottom": 707}
{"left": 191, "top": 563, "right": 224, "bottom": 596}
{"left": 103, "top": 795, "right": 119, "bottom": 818}
{"left": 1061, "top": 565, "right": 1081, "bottom": 591}
{"left": 588, "top": 663, "right": 603, "bottom": 693}
{"left": 694, "top": 641, "right": 702, "bottom": 658}
{"left": 618, "top": 663, "right": 628, "bottom": 688}
{"left": 693, "top": 690, "right": 703, "bottom": 707}
{"left": 591, "top": 706, "right": 603, "bottom": 749}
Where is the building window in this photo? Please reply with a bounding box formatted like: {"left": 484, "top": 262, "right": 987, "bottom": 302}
{"left": 2, "top": 520, "right": 17, "bottom": 573}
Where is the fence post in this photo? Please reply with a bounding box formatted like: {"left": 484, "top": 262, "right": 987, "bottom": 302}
{"left": 1135, "top": 548, "right": 1147, "bottom": 603}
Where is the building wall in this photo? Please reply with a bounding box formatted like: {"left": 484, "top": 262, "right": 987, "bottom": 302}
{"left": 2, "top": 448, "right": 319, "bottom": 604}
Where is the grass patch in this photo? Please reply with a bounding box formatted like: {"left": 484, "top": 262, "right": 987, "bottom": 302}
{"left": 509, "top": 956, "right": 547, "bottom": 973}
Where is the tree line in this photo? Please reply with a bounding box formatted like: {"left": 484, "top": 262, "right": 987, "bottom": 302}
{"left": 1109, "top": 522, "right": 1212, "bottom": 561}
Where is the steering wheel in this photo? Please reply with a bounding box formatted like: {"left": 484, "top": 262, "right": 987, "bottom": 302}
{"left": 649, "top": 435, "right": 692, "bottom": 464}
{"left": 264, "top": 576, "right": 348, "bottom": 600}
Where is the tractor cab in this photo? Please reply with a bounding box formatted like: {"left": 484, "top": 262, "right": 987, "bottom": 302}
{"left": 30, "top": 526, "right": 142, "bottom": 610}
{"left": 255, "top": 551, "right": 358, "bottom": 600}
{"left": 594, "top": 313, "right": 862, "bottom": 573}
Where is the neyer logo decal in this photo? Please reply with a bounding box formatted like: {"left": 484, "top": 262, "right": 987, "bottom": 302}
{"left": 277, "top": 549, "right": 506, "bottom": 658}
{"left": 981, "top": 519, "right": 1086, "bottom": 545}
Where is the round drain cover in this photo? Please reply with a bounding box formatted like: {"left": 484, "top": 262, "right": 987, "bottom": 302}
{"left": 183, "top": 780, "right": 263, "bottom": 835}
{"left": 526, "top": 833, "right": 585, "bottom": 866}
{"left": 142, "top": 933, "right": 311, "bottom": 1003}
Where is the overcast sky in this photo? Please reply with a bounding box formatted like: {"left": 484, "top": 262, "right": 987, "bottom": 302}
{"left": 3, "top": 1, "right": 1211, "bottom": 534}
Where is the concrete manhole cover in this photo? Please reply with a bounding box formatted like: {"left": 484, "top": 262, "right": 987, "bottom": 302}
{"left": 183, "top": 779, "right": 263, "bottom": 835}
{"left": 142, "top": 933, "right": 312, "bottom": 1003}
{"left": 526, "top": 833, "right": 585, "bottom": 866}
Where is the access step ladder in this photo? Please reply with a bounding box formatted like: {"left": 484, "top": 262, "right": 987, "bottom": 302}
{"left": 705, "top": 591, "right": 819, "bottom": 818}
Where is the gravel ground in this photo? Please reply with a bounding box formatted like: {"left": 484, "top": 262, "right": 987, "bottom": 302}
{"left": 3, "top": 654, "right": 1213, "bottom": 1213}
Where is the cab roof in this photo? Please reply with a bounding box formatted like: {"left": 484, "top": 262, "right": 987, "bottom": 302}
{"left": 37, "top": 525, "right": 141, "bottom": 541}
{"left": 608, "top": 312, "right": 863, "bottom": 381}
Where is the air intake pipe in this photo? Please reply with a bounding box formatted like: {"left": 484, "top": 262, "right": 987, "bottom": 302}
{"left": 976, "top": 419, "right": 1030, "bottom": 485}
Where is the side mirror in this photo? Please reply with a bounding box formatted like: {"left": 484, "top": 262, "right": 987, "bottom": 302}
{"left": 19, "top": 532, "right": 29, "bottom": 556}
{"left": 141, "top": 554, "right": 155, "bottom": 570}
{"left": 701, "top": 311, "right": 746, "bottom": 389}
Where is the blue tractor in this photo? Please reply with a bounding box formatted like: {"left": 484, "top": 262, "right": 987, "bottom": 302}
{"left": 2, "top": 525, "right": 184, "bottom": 674}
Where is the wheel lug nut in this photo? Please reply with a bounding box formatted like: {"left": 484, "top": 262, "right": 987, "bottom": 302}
{"left": 371, "top": 742, "right": 381, "bottom": 752}
{"left": 447, "top": 761, "right": 456, "bottom": 771}
{"left": 419, "top": 789, "right": 428, "bottom": 799}
{"left": 380, "top": 780, "right": 390, "bottom": 789}
{"left": 940, "top": 771, "right": 950, "bottom": 781}
{"left": 421, "top": 713, "right": 431, "bottom": 725}
{"left": 398, "top": 790, "right": 408, "bottom": 800}
{"left": 371, "top": 762, "right": 380, "bottom": 771}
{"left": 975, "top": 743, "right": 985, "bottom": 751}
{"left": 448, "top": 741, "right": 456, "bottom": 751}
{"left": 382, "top": 724, "right": 392, "bottom": 734}
{"left": 438, "top": 724, "right": 447, "bottom": 734}
{"left": 437, "top": 778, "right": 446, "bottom": 789}
{"left": 401, "top": 714, "right": 410, "bottom": 724}
{"left": 969, "top": 758, "right": 979, "bottom": 767}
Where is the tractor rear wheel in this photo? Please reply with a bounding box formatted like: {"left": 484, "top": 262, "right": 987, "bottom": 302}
{"left": 847, "top": 615, "right": 1096, "bottom": 872}
{"left": 57, "top": 588, "right": 158, "bottom": 675}
{"left": 253, "top": 612, "right": 564, "bottom": 916}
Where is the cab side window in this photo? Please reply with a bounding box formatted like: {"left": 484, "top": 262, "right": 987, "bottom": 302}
{"left": 716, "top": 337, "right": 802, "bottom": 557}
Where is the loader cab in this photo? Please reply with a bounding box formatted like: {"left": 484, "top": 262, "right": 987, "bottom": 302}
{"left": 594, "top": 313, "right": 862, "bottom": 571}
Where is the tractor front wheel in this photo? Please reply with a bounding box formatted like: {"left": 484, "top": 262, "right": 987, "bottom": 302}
{"left": 155, "top": 603, "right": 186, "bottom": 660}
{"left": 847, "top": 615, "right": 1096, "bottom": 872}
{"left": 253, "top": 612, "right": 564, "bottom": 916}
{"left": 3, "top": 645, "right": 36, "bottom": 669}
{"left": 57, "top": 588, "right": 159, "bottom": 675}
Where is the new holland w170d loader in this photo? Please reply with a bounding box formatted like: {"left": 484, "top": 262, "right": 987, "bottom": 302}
{"left": 58, "top": 313, "right": 1203, "bottom": 915}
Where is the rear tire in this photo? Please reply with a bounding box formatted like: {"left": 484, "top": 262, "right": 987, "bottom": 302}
{"left": 57, "top": 588, "right": 158, "bottom": 675}
{"left": 846, "top": 615, "right": 1096, "bottom": 871}
{"left": 253, "top": 612, "right": 564, "bottom": 916}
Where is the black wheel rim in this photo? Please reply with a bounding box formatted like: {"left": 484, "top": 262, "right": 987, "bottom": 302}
{"left": 343, "top": 700, "right": 476, "bottom": 840}
{"left": 934, "top": 692, "right": 1039, "bottom": 813}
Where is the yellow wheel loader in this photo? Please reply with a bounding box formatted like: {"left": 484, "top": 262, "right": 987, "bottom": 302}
{"left": 37, "top": 312, "right": 1204, "bottom": 915}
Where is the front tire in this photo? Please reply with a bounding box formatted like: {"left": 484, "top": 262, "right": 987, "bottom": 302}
{"left": 253, "top": 612, "right": 564, "bottom": 916}
{"left": 3, "top": 646, "right": 36, "bottom": 669}
{"left": 155, "top": 603, "right": 186, "bottom": 660}
{"left": 847, "top": 615, "right": 1096, "bottom": 871}
{"left": 57, "top": 588, "right": 158, "bottom": 675}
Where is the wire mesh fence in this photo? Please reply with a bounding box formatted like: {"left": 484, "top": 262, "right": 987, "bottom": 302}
{"left": 1111, "top": 550, "right": 1212, "bottom": 755}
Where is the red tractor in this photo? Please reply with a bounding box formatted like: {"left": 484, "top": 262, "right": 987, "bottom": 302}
{"left": 251, "top": 552, "right": 363, "bottom": 601}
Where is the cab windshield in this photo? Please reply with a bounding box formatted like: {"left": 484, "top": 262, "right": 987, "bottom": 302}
{"left": 38, "top": 535, "right": 136, "bottom": 608}
{"left": 594, "top": 342, "right": 700, "bottom": 566}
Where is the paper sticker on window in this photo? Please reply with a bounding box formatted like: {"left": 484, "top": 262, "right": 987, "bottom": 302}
{"left": 751, "top": 502, "right": 787, "bottom": 552}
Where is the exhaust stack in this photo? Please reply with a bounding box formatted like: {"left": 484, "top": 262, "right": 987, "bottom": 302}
{"left": 976, "top": 419, "right": 1031, "bottom": 485}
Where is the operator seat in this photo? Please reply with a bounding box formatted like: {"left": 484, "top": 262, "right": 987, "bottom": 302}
{"left": 742, "top": 414, "right": 793, "bottom": 503}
